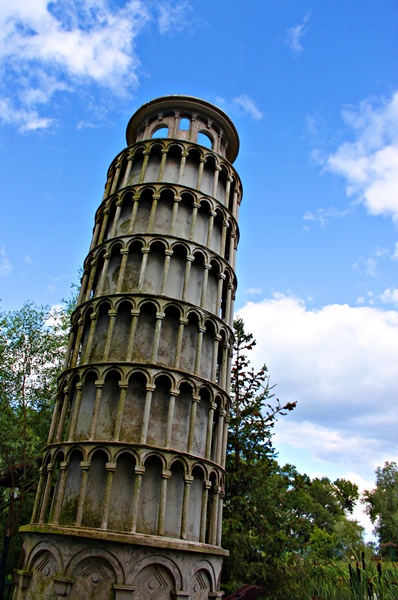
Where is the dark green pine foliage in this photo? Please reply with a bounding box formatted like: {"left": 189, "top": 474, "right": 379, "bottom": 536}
{"left": 222, "top": 318, "right": 297, "bottom": 596}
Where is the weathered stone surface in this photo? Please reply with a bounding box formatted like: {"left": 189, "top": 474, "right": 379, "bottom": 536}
{"left": 15, "top": 96, "right": 242, "bottom": 599}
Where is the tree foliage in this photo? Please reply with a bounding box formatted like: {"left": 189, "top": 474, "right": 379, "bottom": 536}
{"left": 0, "top": 301, "right": 71, "bottom": 595}
{"left": 222, "top": 318, "right": 364, "bottom": 599}
{"left": 362, "top": 461, "right": 398, "bottom": 560}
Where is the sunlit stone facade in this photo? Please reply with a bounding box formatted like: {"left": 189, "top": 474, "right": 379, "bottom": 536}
{"left": 16, "top": 96, "right": 242, "bottom": 600}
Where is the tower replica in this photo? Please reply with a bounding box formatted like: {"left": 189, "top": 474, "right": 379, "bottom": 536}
{"left": 16, "top": 96, "right": 242, "bottom": 600}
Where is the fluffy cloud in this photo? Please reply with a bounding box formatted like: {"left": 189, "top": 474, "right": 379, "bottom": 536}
{"left": 236, "top": 294, "right": 398, "bottom": 480}
{"left": 0, "top": 247, "right": 12, "bottom": 275}
{"left": 0, "top": 0, "right": 191, "bottom": 131}
{"left": 285, "top": 12, "right": 310, "bottom": 55}
{"left": 232, "top": 94, "right": 263, "bottom": 121}
{"left": 325, "top": 91, "right": 398, "bottom": 223}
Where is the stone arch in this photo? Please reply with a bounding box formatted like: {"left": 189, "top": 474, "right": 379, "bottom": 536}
{"left": 144, "top": 142, "right": 163, "bottom": 182}
{"left": 122, "top": 238, "right": 144, "bottom": 293}
{"left": 137, "top": 454, "right": 163, "bottom": 535}
{"left": 108, "top": 451, "right": 136, "bottom": 532}
{"left": 128, "top": 146, "right": 145, "bottom": 186}
{"left": 128, "top": 555, "right": 182, "bottom": 597}
{"left": 217, "top": 164, "right": 228, "bottom": 206}
{"left": 157, "top": 304, "right": 180, "bottom": 368}
{"left": 109, "top": 299, "right": 134, "bottom": 361}
{"left": 163, "top": 459, "right": 184, "bottom": 538}
{"left": 66, "top": 549, "right": 121, "bottom": 600}
{"left": 153, "top": 187, "right": 175, "bottom": 234}
{"left": 206, "top": 259, "right": 220, "bottom": 315}
{"left": 90, "top": 300, "right": 111, "bottom": 362}
{"left": 59, "top": 448, "right": 83, "bottom": 525}
{"left": 187, "top": 464, "right": 205, "bottom": 543}
{"left": 211, "top": 395, "right": 223, "bottom": 462}
{"left": 177, "top": 191, "right": 195, "bottom": 240}
{"left": 166, "top": 243, "right": 187, "bottom": 298}
{"left": 180, "top": 310, "right": 199, "bottom": 373}
{"left": 133, "top": 302, "right": 157, "bottom": 363}
{"left": 194, "top": 386, "right": 211, "bottom": 457}
{"left": 211, "top": 207, "right": 224, "bottom": 255}
{"left": 201, "top": 320, "right": 215, "bottom": 381}
{"left": 188, "top": 562, "right": 216, "bottom": 598}
{"left": 201, "top": 153, "right": 216, "bottom": 197}
{"left": 102, "top": 241, "right": 123, "bottom": 295}
{"left": 143, "top": 240, "right": 166, "bottom": 295}
{"left": 183, "top": 146, "right": 201, "bottom": 190}
{"left": 75, "top": 370, "right": 98, "bottom": 440}
{"left": 82, "top": 448, "right": 108, "bottom": 528}
{"left": 163, "top": 143, "right": 182, "bottom": 184}
{"left": 195, "top": 199, "right": 211, "bottom": 247}
{"left": 95, "top": 369, "right": 121, "bottom": 440}
{"left": 147, "top": 374, "right": 172, "bottom": 447}
{"left": 25, "top": 544, "right": 62, "bottom": 599}
{"left": 134, "top": 187, "right": 153, "bottom": 234}
{"left": 171, "top": 381, "right": 192, "bottom": 452}
{"left": 120, "top": 370, "right": 147, "bottom": 443}
{"left": 187, "top": 251, "right": 205, "bottom": 306}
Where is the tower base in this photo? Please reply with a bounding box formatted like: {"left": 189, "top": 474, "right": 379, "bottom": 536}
{"left": 15, "top": 526, "right": 227, "bottom": 599}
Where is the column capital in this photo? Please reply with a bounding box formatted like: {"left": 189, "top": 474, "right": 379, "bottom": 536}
{"left": 106, "top": 462, "right": 117, "bottom": 471}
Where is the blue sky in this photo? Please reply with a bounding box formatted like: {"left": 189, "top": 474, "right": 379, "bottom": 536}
{"left": 1, "top": 1, "right": 397, "bottom": 537}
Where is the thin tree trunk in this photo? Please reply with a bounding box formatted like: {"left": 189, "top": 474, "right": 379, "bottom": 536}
{"left": 0, "top": 530, "right": 11, "bottom": 600}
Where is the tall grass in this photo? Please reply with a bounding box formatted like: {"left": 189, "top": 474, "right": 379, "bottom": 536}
{"left": 307, "top": 555, "right": 397, "bottom": 600}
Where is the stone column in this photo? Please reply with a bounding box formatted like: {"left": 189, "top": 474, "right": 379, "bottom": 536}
{"left": 101, "top": 463, "right": 117, "bottom": 529}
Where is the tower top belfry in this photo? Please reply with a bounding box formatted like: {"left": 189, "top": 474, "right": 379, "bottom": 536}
{"left": 126, "top": 95, "right": 240, "bottom": 162}
{"left": 17, "top": 95, "right": 243, "bottom": 600}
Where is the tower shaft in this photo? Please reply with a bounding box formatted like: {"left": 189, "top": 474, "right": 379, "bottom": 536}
{"left": 16, "top": 96, "right": 242, "bottom": 600}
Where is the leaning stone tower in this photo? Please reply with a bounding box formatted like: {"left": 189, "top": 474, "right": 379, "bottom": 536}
{"left": 17, "top": 96, "right": 242, "bottom": 599}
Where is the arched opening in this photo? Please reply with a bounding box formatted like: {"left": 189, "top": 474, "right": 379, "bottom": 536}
{"left": 194, "top": 200, "right": 211, "bottom": 247}
{"left": 120, "top": 371, "right": 147, "bottom": 442}
{"left": 143, "top": 241, "right": 166, "bottom": 295}
{"left": 152, "top": 126, "right": 168, "bottom": 139}
{"left": 153, "top": 188, "right": 175, "bottom": 234}
{"left": 166, "top": 244, "right": 187, "bottom": 299}
{"left": 60, "top": 449, "right": 83, "bottom": 525}
{"left": 147, "top": 375, "right": 171, "bottom": 447}
{"left": 75, "top": 371, "right": 97, "bottom": 440}
{"left": 122, "top": 240, "right": 143, "bottom": 293}
{"left": 90, "top": 302, "right": 111, "bottom": 362}
{"left": 187, "top": 252, "right": 205, "bottom": 306}
{"left": 144, "top": 144, "right": 162, "bottom": 182}
{"left": 183, "top": 148, "right": 201, "bottom": 189}
{"left": 137, "top": 455, "right": 162, "bottom": 535}
{"left": 95, "top": 370, "right": 121, "bottom": 440}
{"left": 187, "top": 465, "right": 205, "bottom": 542}
{"left": 109, "top": 301, "right": 133, "bottom": 361}
{"left": 198, "top": 131, "right": 213, "bottom": 149}
{"left": 133, "top": 188, "right": 153, "bottom": 234}
{"left": 164, "top": 460, "right": 185, "bottom": 538}
{"left": 195, "top": 387, "right": 210, "bottom": 456}
{"left": 83, "top": 450, "right": 108, "bottom": 528}
{"left": 163, "top": 145, "right": 182, "bottom": 184}
{"left": 179, "top": 117, "right": 190, "bottom": 131}
{"left": 133, "top": 303, "right": 157, "bottom": 362}
{"left": 201, "top": 155, "right": 216, "bottom": 197}
{"left": 180, "top": 312, "right": 198, "bottom": 372}
{"left": 108, "top": 452, "right": 136, "bottom": 531}
{"left": 157, "top": 305, "right": 180, "bottom": 367}
{"left": 171, "top": 382, "right": 192, "bottom": 452}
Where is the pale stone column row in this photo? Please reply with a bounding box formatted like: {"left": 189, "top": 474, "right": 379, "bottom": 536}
{"left": 101, "top": 140, "right": 241, "bottom": 216}
{"left": 77, "top": 242, "right": 236, "bottom": 323}
{"left": 65, "top": 303, "right": 232, "bottom": 387}
{"left": 48, "top": 375, "right": 229, "bottom": 467}
{"left": 32, "top": 450, "right": 225, "bottom": 546}
{"left": 92, "top": 188, "right": 238, "bottom": 266}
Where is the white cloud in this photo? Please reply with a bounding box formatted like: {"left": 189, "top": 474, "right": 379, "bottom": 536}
{"left": 245, "top": 287, "right": 262, "bottom": 296}
{"left": 392, "top": 243, "right": 398, "bottom": 261}
{"left": 232, "top": 94, "right": 263, "bottom": 121}
{"left": 24, "top": 255, "right": 33, "bottom": 264}
{"left": 285, "top": 12, "right": 310, "bottom": 55}
{"left": 380, "top": 288, "right": 398, "bottom": 307}
{"left": 0, "top": 247, "right": 12, "bottom": 275}
{"left": 0, "top": 1, "right": 192, "bottom": 131}
{"left": 325, "top": 91, "right": 398, "bottom": 224}
{"left": 236, "top": 294, "right": 398, "bottom": 481}
{"left": 158, "top": 1, "right": 193, "bottom": 34}
{"left": 303, "top": 206, "right": 351, "bottom": 227}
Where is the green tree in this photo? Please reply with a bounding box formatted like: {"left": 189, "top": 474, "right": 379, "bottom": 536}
{"left": 222, "top": 318, "right": 297, "bottom": 597}
{"left": 0, "top": 302, "right": 71, "bottom": 597}
{"left": 362, "top": 461, "right": 398, "bottom": 560}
